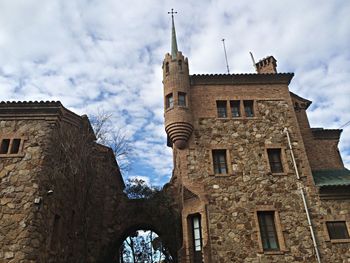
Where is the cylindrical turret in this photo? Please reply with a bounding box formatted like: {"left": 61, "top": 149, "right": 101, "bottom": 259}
{"left": 163, "top": 51, "right": 193, "bottom": 149}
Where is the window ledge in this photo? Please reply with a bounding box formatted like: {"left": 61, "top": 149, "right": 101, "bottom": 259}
{"left": 258, "top": 250, "right": 285, "bottom": 255}
{"left": 210, "top": 173, "right": 232, "bottom": 177}
{"left": 0, "top": 153, "right": 25, "bottom": 158}
{"left": 329, "top": 239, "right": 350, "bottom": 244}
{"left": 270, "top": 172, "right": 287, "bottom": 176}
{"left": 178, "top": 106, "right": 189, "bottom": 110}
{"left": 165, "top": 107, "right": 174, "bottom": 113}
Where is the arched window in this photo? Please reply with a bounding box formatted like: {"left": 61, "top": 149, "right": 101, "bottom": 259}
{"left": 165, "top": 62, "right": 169, "bottom": 73}
{"left": 178, "top": 60, "right": 182, "bottom": 70}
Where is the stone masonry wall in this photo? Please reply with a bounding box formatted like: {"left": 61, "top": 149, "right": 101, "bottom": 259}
{"left": 294, "top": 108, "right": 344, "bottom": 170}
{"left": 0, "top": 119, "right": 53, "bottom": 262}
{"left": 0, "top": 112, "right": 124, "bottom": 263}
{"left": 173, "top": 81, "right": 350, "bottom": 262}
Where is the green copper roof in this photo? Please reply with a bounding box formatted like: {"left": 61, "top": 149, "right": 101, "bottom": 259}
{"left": 171, "top": 14, "right": 178, "bottom": 59}
{"left": 312, "top": 169, "right": 350, "bottom": 187}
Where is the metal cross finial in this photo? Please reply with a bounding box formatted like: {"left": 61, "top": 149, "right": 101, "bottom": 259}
{"left": 168, "top": 8, "right": 177, "bottom": 17}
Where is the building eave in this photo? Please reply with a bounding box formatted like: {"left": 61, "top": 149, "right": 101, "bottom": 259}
{"left": 190, "top": 73, "right": 294, "bottom": 86}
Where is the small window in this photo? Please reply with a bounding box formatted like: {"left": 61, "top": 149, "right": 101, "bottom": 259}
{"left": 216, "top": 101, "right": 227, "bottom": 118}
{"left": 326, "top": 221, "right": 350, "bottom": 240}
{"left": 165, "top": 62, "right": 169, "bottom": 73}
{"left": 178, "top": 60, "right": 182, "bottom": 70}
{"left": 258, "top": 211, "right": 279, "bottom": 251}
{"left": 230, "top": 100, "right": 241, "bottom": 117}
{"left": 0, "top": 139, "right": 10, "bottom": 154}
{"left": 244, "top": 100, "right": 254, "bottom": 117}
{"left": 166, "top": 93, "right": 173, "bottom": 109}
{"left": 10, "top": 139, "right": 21, "bottom": 154}
{"left": 212, "top": 150, "right": 227, "bottom": 174}
{"left": 267, "top": 149, "right": 283, "bottom": 173}
{"left": 178, "top": 92, "right": 186, "bottom": 106}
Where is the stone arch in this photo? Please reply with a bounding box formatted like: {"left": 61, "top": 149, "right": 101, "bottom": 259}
{"left": 99, "top": 198, "right": 182, "bottom": 263}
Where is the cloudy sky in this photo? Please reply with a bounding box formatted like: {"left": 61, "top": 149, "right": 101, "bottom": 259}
{"left": 0, "top": 0, "right": 349, "bottom": 186}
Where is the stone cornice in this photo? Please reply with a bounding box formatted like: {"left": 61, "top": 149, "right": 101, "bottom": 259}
{"left": 190, "top": 73, "right": 294, "bottom": 86}
{"left": 0, "top": 101, "right": 82, "bottom": 127}
{"left": 311, "top": 128, "right": 342, "bottom": 140}
{"left": 290, "top": 92, "right": 312, "bottom": 109}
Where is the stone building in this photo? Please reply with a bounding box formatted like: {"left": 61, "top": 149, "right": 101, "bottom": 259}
{"left": 0, "top": 102, "right": 126, "bottom": 262}
{"left": 1, "top": 15, "right": 350, "bottom": 263}
{"left": 162, "top": 14, "right": 350, "bottom": 263}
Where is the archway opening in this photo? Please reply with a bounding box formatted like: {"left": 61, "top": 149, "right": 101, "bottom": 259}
{"left": 119, "top": 229, "right": 175, "bottom": 263}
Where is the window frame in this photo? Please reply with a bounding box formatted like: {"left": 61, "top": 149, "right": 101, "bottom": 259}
{"left": 178, "top": 92, "right": 187, "bottom": 107}
{"left": 210, "top": 148, "right": 232, "bottom": 176}
{"left": 267, "top": 148, "right": 284, "bottom": 174}
{"left": 230, "top": 100, "right": 241, "bottom": 117}
{"left": 265, "top": 145, "right": 288, "bottom": 175}
{"left": 216, "top": 100, "right": 228, "bottom": 118}
{"left": 324, "top": 217, "right": 350, "bottom": 243}
{"left": 243, "top": 100, "right": 254, "bottom": 117}
{"left": 0, "top": 136, "right": 26, "bottom": 158}
{"left": 212, "top": 149, "right": 228, "bottom": 174}
{"left": 257, "top": 211, "right": 280, "bottom": 251}
{"left": 254, "top": 206, "right": 287, "bottom": 254}
{"left": 165, "top": 93, "right": 174, "bottom": 109}
{"left": 188, "top": 214, "right": 203, "bottom": 263}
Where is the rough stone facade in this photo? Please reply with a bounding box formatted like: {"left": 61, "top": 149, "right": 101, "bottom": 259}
{"left": 0, "top": 102, "right": 125, "bottom": 263}
{"left": 0, "top": 102, "right": 181, "bottom": 263}
{"left": 1, "top": 23, "right": 350, "bottom": 263}
{"left": 162, "top": 46, "right": 350, "bottom": 263}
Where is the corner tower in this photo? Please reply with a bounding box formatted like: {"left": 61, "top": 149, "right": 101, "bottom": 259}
{"left": 163, "top": 10, "right": 193, "bottom": 149}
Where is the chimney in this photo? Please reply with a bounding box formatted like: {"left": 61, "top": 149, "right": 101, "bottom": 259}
{"left": 256, "top": 56, "right": 277, "bottom": 74}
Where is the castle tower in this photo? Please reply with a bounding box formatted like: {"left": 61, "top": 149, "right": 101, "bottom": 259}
{"left": 163, "top": 11, "right": 193, "bottom": 149}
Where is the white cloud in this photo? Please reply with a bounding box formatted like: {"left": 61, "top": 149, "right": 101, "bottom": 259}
{"left": 0, "top": 0, "right": 349, "bottom": 186}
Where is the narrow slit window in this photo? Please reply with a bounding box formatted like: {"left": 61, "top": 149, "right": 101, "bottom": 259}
{"left": 212, "top": 150, "right": 227, "bottom": 174}
{"left": 258, "top": 211, "right": 279, "bottom": 251}
{"left": 230, "top": 100, "right": 241, "bottom": 117}
{"left": 216, "top": 101, "right": 227, "bottom": 118}
{"left": 0, "top": 139, "right": 10, "bottom": 154}
{"left": 244, "top": 100, "right": 254, "bottom": 117}
{"left": 10, "top": 139, "right": 21, "bottom": 154}
{"left": 190, "top": 215, "right": 203, "bottom": 263}
{"left": 178, "top": 92, "right": 186, "bottom": 106}
{"left": 267, "top": 149, "right": 283, "bottom": 173}
{"left": 178, "top": 60, "right": 182, "bottom": 70}
{"left": 166, "top": 93, "right": 174, "bottom": 109}
{"left": 326, "top": 221, "right": 350, "bottom": 240}
{"left": 165, "top": 62, "right": 169, "bottom": 73}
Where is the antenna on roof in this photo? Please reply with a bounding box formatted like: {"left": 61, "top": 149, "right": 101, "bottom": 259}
{"left": 249, "top": 51, "right": 257, "bottom": 72}
{"left": 222, "top": 39, "right": 230, "bottom": 74}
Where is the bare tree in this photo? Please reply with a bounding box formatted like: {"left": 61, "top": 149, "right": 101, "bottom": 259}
{"left": 90, "top": 111, "right": 132, "bottom": 172}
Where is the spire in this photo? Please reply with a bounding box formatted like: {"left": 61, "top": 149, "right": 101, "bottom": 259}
{"left": 168, "top": 9, "right": 178, "bottom": 58}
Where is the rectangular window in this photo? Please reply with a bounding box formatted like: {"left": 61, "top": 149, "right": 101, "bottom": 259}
{"left": 326, "top": 221, "right": 350, "bottom": 240}
{"left": 10, "top": 139, "right": 21, "bottom": 154}
{"left": 0, "top": 139, "right": 10, "bottom": 154}
{"left": 258, "top": 211, "right": 279, "bottom": 251}
{"left": 212, "top": 150, "right": 227, "bottom": 174}
{"left": 230, "top": 100, "right": 241, "bottom": 117}
{"left": 267, "top": 149, "right": 283, "bottom": 173}
{"left": 178, "top": 92, "right": 186, "bottom": 106}
{"left": 216, "top": 101, "right": 227, "bottom": 118}
{"left": 166, "top": 93, "right": 173, "bottom": 109}
{"left": 189, "top": 215, "right": 202, "bottom": 263}
{"left": 244, "top": 100, "right": 254, "bottom": 117}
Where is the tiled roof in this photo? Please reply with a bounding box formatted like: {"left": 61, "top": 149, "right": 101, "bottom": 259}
{"left": 312, "top": 169, "right": 350, "bottom": 187}
{"left": 190, "top": 73, "right": 294, "bottom": 85}
{"left": 0, "top": 100, "right": 61, "bottom": 105}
